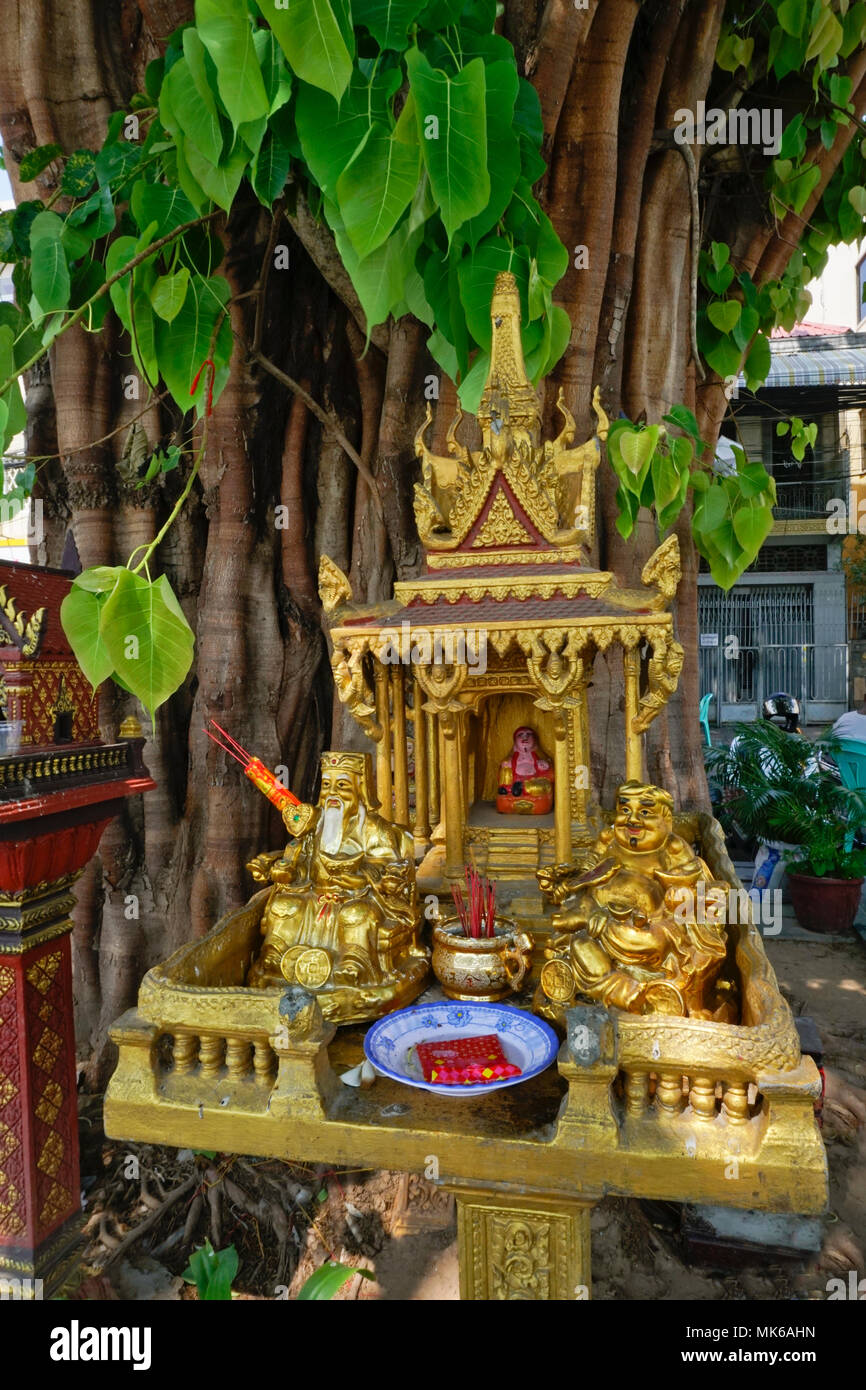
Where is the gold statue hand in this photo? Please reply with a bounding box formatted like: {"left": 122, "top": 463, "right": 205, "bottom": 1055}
{"left": 246, "top": 851, "right": 282, "bottom": 884}
{"left": 551, "top": 906, "right": 586, "bottom": 932}
{"left": 587, "top": 910, "right": 609, "bottom": 940}
{"left": 270, "top": 858, "right": 302, "bottom": 886}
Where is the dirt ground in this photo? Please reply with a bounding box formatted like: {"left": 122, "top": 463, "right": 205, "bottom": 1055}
{"left": 74, "top": 932, "right": 865, "bottom": 1302}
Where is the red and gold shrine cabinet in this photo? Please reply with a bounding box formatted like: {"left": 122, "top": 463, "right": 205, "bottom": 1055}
{"left": 0, "top": 561, "right": 155, "bottom": 1294}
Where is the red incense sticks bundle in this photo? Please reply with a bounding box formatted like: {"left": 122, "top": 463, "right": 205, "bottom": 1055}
{"left": 450, "top": 865, "right": 497, "bottom": 939}
{"left": 204, "top": 719, "right": 299, "bottom": 812}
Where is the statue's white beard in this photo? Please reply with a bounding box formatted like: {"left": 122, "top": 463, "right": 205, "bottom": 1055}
{"left": 319, "top": 801, "right": 365, "bottom": 854}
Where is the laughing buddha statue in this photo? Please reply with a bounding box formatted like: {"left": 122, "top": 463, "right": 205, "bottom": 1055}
{"left": 536, "top": 781, "right": 736, "bottom": 1022}
{"left": 246, "top": 751, "right": 429, "bottom": 1023}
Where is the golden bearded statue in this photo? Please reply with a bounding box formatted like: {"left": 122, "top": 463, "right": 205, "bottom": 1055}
{"left": 246, "top": 751, "right": 429, "bottom": 1022}
{"left": 537, "top": 782, "right": 736, "bottom": 1023}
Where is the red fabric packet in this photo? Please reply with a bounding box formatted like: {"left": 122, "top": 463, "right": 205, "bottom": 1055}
{"left": 415, "top": 1033, "right": 522, "bottom": 1085}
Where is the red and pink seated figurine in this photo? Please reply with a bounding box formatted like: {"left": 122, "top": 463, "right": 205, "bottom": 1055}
{"left": 496, "top": 725, "right": 555, "bottom": 816}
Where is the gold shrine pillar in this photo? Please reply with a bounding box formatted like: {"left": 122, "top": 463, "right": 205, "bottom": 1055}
{"left": 440, "top": 708, "right": 465, "bottom": 879}
{"left": 552, "top": 709, "right": 571, "bottom": 865}
{"left": 412, "top": 676, "right": 430, "bottom": 850}
{"left": 623, "top": 647, "right": 643, "bottom": 782}
{"left": 373, "top": 663, "right": 393, "bottom": 818}
{"left": 572, "top": 665, "right": 592, "bottom": 826}
{"left": 391, "top": 667, "right": 410, "bottom": 826}
{"left": 426, "top": 708, "right": 440, "bottom": 833}
{"left": 416, "top": 664, "right": 468, "bottom": 880}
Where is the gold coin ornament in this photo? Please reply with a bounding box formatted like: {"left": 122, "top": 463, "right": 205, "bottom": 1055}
{"left": 541, "top": 958, "right": 576, "bottom": 1004}
{"left": 279, "top": 945, "right": 309, "bottom": 984}
{"left": 293, "top": 947, "right": 332, "bottom": 989}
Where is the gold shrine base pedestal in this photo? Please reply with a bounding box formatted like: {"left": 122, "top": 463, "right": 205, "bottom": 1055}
{"left": 104, "top": 896, "right": 828, "bottom": 1300}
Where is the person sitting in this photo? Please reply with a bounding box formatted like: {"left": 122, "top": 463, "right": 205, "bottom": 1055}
{"left": 831, "top": 694, "right": 866, "bottom": 743}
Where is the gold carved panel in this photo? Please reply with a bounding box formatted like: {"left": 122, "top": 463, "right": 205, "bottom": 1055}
{"left": 455, "top": 1194, "right": 591, "bottom": 1301}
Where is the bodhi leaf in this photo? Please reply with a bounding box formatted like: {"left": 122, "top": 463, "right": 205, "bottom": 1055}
{"left": 260, "top": 0, "right": 353, "bottom": 102}
{"left": 461, "top": 60, "right": 520, "bottom": 248}
{"left": 18, "top": 144, "right": 63, "bottom": 183}
{"left": 706, "top": 299, "right": 741, "bottom": 333}
{"left": 61, "top": 150, "right": 98, "bottom": 198}
{"left": 406, "top": 48, "right": 489, "bottom": 242}
{"left": 161, "top": 36, "right": 224, "bottom": 167}
{"left": 254, "top": 29, "right": 293, "bottom": 114}
{"left": 617, "top": 424, "right": 658, "bottom": 476}
{"left": 183, "top": 139, "right": 249, "bottom": 213}
{"left": 29, "top": 211, "right": 70, "bottom": 315}
{"left": 252, "top": 125, "right": 294, "bottom": 206}
{"left": 327, "top": 198, "right": 422, "bottom": 336}
{"left": 457, "top": 237, "right": 530, "bottom": 349}
{"left": 196, "top": 0, "right": 269, "bottom": 127}
{"left": 295, "top": 73, "right": 395, "bottom": 198}
{"left": 131, "top": 183, "right": 199, "bottom": 240}
{"left": 152, "top": 272, "right": 232, "bottom": 410}
{"left": 354, "top": 0, "right": 427, "bottom": 49}
{"left": 60, "top": 579, "right": 118, "bottom": 691}
{"left": 98, "top": 570, "right": 195, "bottom": 720}
{"left": 150, "top": 268, "right": 190, "bottom": 323}
{"left": 732, "top": 501, "right": 774, "bottom": 560}
{"left": 336, "top": 128, "right": 420, "bottom": 258}
{"left": 651, "top": 451, "right": 682, "bottom": 511}
{"left": 743, "top": 331, "right": 771, "bottom": 390}
{"left": 0, "top": 326, "right": 27, "bottom": 445}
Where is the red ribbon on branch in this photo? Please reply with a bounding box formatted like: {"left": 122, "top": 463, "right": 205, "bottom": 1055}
{"left": 190, "top": 357, "right": 216, "bottom": 416}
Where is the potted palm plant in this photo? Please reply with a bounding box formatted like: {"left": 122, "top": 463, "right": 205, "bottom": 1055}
{"left": 706, "top": 721, "right": 866, "bottom": 935}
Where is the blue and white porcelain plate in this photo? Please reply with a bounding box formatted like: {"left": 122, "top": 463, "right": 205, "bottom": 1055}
{"left": 364, "top": 1001, "right": 559, "bottom": 1098}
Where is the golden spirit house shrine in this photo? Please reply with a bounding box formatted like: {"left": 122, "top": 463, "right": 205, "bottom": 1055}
{"left": 104, "top": 276, "right": 827, "bottom": 1300}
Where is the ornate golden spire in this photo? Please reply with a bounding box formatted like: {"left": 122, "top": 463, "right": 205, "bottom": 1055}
{"left": 412, "top": 270, "right": 607, "bottom": 558}
{"left": 478, "top": 272, "right": 541, "bottom": 438}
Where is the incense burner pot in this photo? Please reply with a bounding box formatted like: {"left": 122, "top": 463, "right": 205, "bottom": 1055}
{"left": 432, "top": 918, "right": 533, "bottom": 1002}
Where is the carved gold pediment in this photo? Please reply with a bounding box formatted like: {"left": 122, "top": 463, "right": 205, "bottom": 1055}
{"left": 412, "top": 273, "right": 608, "bottom": 556}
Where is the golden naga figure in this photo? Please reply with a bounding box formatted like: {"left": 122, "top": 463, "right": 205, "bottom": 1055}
{"left": 246, "top": 751, "right": 429, "bottom": 1022}
{"left": 537, "top": 782, "right": 735, "bottom": 1021}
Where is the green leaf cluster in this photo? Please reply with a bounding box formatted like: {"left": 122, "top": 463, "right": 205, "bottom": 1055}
{"left": 181, "top": 1238, "right": 239, "bottom": 1300}
{"left": 697, "top": 3, "right": 866, "bottom": 394}
{"left": 608, "top": 406, "right": 776, "bottom": 590}
{"left": 59, "top": 566, "right": 195, "bottom": 722}
{"left": 296, "top": 1260, "right": 374, "bottom": 1299}
{"left": 706, "top": 720, "right": 866, "bottom": 877}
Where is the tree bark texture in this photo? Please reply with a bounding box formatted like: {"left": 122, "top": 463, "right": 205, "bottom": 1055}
{"left": 0, "top": 0, "right": 852, "bottom": 1074}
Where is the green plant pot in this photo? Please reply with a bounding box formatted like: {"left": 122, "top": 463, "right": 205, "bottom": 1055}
{"left": 787, "top": 872, "right": 864, "bottom": 936}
